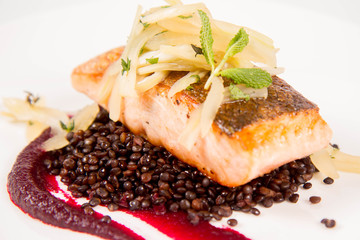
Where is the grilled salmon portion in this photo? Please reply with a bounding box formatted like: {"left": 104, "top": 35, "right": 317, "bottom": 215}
{"left": 72, "top": 47, "right": 332, "bottom": 187}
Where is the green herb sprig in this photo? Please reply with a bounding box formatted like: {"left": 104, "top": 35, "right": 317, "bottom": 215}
{"left": 60, "top": 120, "right": 75, "bottom": 132}
{"left": 121, "top": 58, "right": 131, "bottom": 75}
{"left": 198, "top": 10, "right": 215, "bottom": 72}
{"left": 197, "top": 10, "right": 272, "bottom": 97}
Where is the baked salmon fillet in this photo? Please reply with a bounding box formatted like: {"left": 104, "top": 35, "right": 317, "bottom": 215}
{"left": 71, "top": 46, "right": 332, "bottom": 187}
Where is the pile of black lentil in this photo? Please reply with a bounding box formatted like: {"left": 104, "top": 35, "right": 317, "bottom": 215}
{"left": 45, "top": 107, "right": 320, "bottom": 225}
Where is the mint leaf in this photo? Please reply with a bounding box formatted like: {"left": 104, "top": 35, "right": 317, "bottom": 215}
{"left": 212, "top": 28, "right": 249, "bottom": 76}
{"left": 224, "top": 28, "right": 249, "bottom": 60}
{"left": 229, "top": 84, "right": 250, "bottom": 101}
{"left": 219, "top": 68, "right": 272, "bottom": 89}
{"left": 121, "top": 58, "right": 131, "bottom": 75}
{"left": 146, "top": 57, "right": 159, "bottom": 64}
{"left": 198, "top": 10, "right": 215, "bottom": 71}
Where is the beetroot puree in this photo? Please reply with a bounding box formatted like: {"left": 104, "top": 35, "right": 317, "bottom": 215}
{"left": 7, "top": 130, "right": 249, "bottom": 240}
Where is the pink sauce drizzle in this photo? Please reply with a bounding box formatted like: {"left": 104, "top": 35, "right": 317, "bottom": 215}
{"left": 45, "top": 174, "right": 249, "bottom": 240}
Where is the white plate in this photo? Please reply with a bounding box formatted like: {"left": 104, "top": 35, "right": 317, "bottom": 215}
{"left": 0, "top": 0, "right": 359, "bottom": 240}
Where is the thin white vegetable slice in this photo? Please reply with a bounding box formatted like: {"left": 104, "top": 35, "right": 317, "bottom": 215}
{"left": 108, "top": 24, "right": 163, "bottom": 120}
{"left": 138, "top": 50, "right": 174, "bottom": 67}
{"left": 251, "top": 61, "right": 284, "bottom": 76}
{"left": 137, "top": 62, "right": 198, "bottom": 75}
{"left": 42, "top": 104, "right": 100, "bottom": 151}
{"left": 168, "top": 71, "right": 207, "bottom": 97}
{"left": 26, "top": 121, "right": 48, "bottom": 142}
{"left": 145, "top": 31, "right": 201, "bottom": 51}
{"left": 141, "top": 3, "right": 209, "bottom": 24}
{"left": 136, "top": 71, "right": 169, "bottom": 92}
{"left": 214, "top": 20, "right": 274, "bottom": 49}
{"left": 42, "top": 130, "right": 69, "bottom": 151}
{"left": 96, "top": 60, "right": 122, "bottom": 105}
{"left": 117, "top": 24, "right": 164, "bottom": 97}
{"left": 200, "top": 76, "right": 224, "bottom": 137}
{"left": 310, "top": 146, "right": 340, "bottom": 179}
{"left": 122, "top": 5, "right": 144, "bottom": 58}
{"left": 157, "top": 14, "right": 201, "bottom": 35}
{"left": 108, "top": 78, "right": 123, "bottom": 121}
{"left": 72, "top": 103, "right": 99, "bottom": 131}
{"left": 2, "top": 98, "right": 69, "bottom": 127}
{"left": 104, "top": 5, "right": 143, "bottom": 121}
{"left": 178, "top": 104, "right": 203, "bottom": 150}
{"left": 165, "top": 0, "right": 183, "bottom": 5}
{"left": 328, "top": 146, "right": 360, "bottom": 174}
{"left": 213, "top": 20, "right": 277, "bottom": 68}
{"left": 159, "top": 45, "right": 211, "bottom": 69}
{"left": 223, "top": 84, "right": 268, "bottom": 102}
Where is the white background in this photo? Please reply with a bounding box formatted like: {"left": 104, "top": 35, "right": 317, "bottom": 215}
{"left": 0, "top": 0, "right": 359, "bottom": 240}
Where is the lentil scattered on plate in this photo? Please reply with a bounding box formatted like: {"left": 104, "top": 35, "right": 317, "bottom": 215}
{"left": 321, "top": 218, "right": 336, "bottom": 228}
{"left": 323, "top": 177, "right": 334, "bottom": 185}
{"left": 309, "top": 196, "right": 321, "bottom": 204}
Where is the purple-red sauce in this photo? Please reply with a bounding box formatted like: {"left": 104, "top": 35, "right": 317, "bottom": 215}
{"left": 7, "top": 130, "right": 249, "bottom": 240}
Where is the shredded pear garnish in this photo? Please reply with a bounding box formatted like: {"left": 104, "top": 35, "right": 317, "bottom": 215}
{"left": 1, "top": 94, "right": 99, "bottom": 151}
{"left": 310, "top": 146, "right": 340, "bottom": 179}
{"left": 310, "top": 145, "right": 360, "bottom": 177}
{"left": 99, "top": 0, "right": 280, "bottom": 149}
{"left": 228, "top": 84, "right": 250, "bottom": 101}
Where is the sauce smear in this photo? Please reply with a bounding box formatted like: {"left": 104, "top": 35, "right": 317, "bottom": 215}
{"left": 7, "top": 130, "right": 249, "bottom": 240}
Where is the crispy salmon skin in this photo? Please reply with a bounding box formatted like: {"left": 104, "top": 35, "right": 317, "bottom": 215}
{"left": 72, "top": 47, "right": 332, "bottom": 187}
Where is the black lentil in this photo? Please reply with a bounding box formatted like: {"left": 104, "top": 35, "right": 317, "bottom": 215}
{"left": 84, "top": 206, "right": 94, "bottom": 215}
{"left": 250, "top": 207, "right": 260, "bottom": 216}
{"left": 289, "top": 194, "right": 299, "bottom": 203}
{"left": 309, "top": 196, "right": 321, "bottom": 204}
{"left": 47, "top": 108, "right": 321, "bottom": 225}
{"left": 323, "top": 177, "right": 334, "bottom": 185}
{"left": 321, "top": 218, "right": 336, "bottom": 228}
{"left": 100, "top": 215, "right": 112, "bottom": 224}
{"left": 303, "top": 182, "right": 312, "bottom": 189}
{"left": 227, "top": 218, "right": 238, "bottom": 227}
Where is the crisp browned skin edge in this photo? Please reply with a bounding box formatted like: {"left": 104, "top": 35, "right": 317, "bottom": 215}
{"left": 72, "top": 47, "right": 332, "bottom": 186}
{"left": 72, "top": 47, "right": 124, "bottom": 103}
